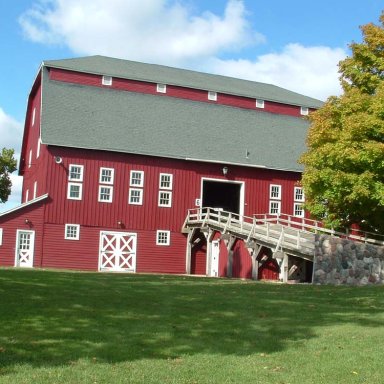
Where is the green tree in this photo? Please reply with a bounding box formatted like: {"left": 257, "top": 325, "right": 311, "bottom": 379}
{"left": 300, "top": 13, "right": 384, "bottom": 232}
{"left": 0, "top": 148, "right": 17, "bottom": 204}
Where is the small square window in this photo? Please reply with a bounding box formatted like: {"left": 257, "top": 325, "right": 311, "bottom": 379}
{"left": 102, "top": 75, "right": 112, "bottom": 86}
{"left": 100, "top": 167, "right": 114, "bottom": 184}
{"left": 98, "top": 185, "right": 113, "bottom": 203}
{"left": 294, "top": 187, "right": 305, "bottom": 202}
{"left": 208, "top": 91, "right": 217, "bottom": 101}
{"left": 256, "top": 99, "right": 265, "bottom": 108}
{"left": 68, "top": 164, "right": 84, "bottom": 182}
{"left": 158, "top": 191, "right": 172, "bottom": 207}
{"left": 294, "top": 203, "right": 304, "bottom": 218}
{"left": 65, "top": 224, "right": 80, "bottom": 240}
{"left": 269, "top": 201, "right": 281, "bottom": 215}
{"left": 67, "top": 182, "right": 83, "bottom": 200}
{"left": 270, "top": 184, "right": 281, "bottom": 200}
{"left": 130, "top": 170, "right": 144, "bottom": 187}
{"left": 300, "top": 106, "right": 309, "bottom": 116}
{"left": 156, "top": 230, "right": 170, "bottom": 246}
{"left": 129, "top": 188, "right": 143, "bottom": 205}
{"left": 157, "top": 83, "right": 166, "bottom": 93}
{"left": 159, "top": 173, "right": 173, "bottom": 190}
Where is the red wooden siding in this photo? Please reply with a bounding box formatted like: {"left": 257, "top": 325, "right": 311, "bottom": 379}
{"left": 48, "top": 68, "right": 308, "bottom": 117}
{"left": 232, "top": 239, "right": 253, "bottom": 279}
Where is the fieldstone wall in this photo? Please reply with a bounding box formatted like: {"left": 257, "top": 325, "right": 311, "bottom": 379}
{"left": 313, "top": 234, "right": 384, "bottom": 285}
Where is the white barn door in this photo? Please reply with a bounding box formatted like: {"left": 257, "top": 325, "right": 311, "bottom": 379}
{"left": 15, "top": 230, "right": 35, "bottom": 268}
{"left": 99, "top": 231, "right": 137, "bottom": 272}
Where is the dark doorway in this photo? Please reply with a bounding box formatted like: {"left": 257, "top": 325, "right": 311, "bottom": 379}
{"left": 202, "top": 180, "right": 241, "bottom": 214}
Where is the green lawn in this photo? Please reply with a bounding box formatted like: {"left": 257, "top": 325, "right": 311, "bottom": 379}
{"left": 0, "top": 269, "right": 383, "bottom": 383}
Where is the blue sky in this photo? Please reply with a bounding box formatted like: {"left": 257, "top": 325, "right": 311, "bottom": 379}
{"left": 0, "top": 0, "right": 383, "bottom": 212}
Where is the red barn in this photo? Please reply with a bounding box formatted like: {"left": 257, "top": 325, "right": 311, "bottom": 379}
{"left": 0, "top": 55, "right": 322, "bottom": 281}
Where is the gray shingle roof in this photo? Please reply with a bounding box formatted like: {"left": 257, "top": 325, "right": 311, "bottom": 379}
{"left": 43, "top": 55, "right": 323, "bottom": 109}
{"left": 41, "top": 68, "right": 309, "bottom": 172}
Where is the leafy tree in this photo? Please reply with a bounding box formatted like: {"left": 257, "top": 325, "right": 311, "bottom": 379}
{"left": 0, "top": 148, "right": 17, "bottom": 204}
{"left": 300, "top": 13, "right": 384, "bottom": 232}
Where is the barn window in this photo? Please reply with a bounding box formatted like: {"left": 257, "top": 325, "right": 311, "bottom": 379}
{"left": 67, "top": 182, "right": 82, "bottom": 200}
{"left": 294, "top": 203, "right": 304, "bottom": 218}
{"left": 99, "top": 168, "right": 114, "bottom": 184}
{"left": 269, "top": 201, "right": 281, "bottom": 215}
{"left": 130, "top": 170, "right": 144, "bottom": 187}
{"left": 0, "top": 228, "right": 3, "bottom": 246}
{"left": 208, "top": 91, "right": 217, "bottom": 101}
{"left": 157, "top": 84, "right": 167, "bottom": 93}
{"left": 256, "top": 99, "right": 265, "bottom": 108}
{"left": 68, "top": 164, "right": 84, "bottom": 182}
{"left": 159, "top": 173, "right": 173, "bottom": 190}
{"left": 294, "top": 187, "right": 305, "bottom": 202}
{"left": 129, "top": 188, "right": 143, "bottom": 205}
{"left": 156, "top": 230, "right": 170, "bottom": 246}
{"left": 158, "top": 191, "right": 172, "bottom": 207}
{"left": 98, "top": 186, "right": 113, "bottom": 203}
{"left": 102, "top": 75, "right": 112, "bottom": 86}
{"left": 270, "top": 184, "right": 281, "bottom": 200}
{"left": 65, "top": 224, "right": 80, "bottom": 240}
{"left": 300, "top": 106, "right": 309, "bottom": 115}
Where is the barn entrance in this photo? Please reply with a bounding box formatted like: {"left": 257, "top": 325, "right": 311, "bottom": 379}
{"left": 201, "top": 179, "right": 243, "bottom": 214}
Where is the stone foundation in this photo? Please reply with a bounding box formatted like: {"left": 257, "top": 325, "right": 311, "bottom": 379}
{"left": 313, "top": 234, "right": 384, "bottom": 285}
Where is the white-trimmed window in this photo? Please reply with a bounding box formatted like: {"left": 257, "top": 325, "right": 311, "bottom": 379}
{"left": 130, "top": 170, "right": 144, "bottom": 187}
{"left": 0, "top": 228, "right": 3, "bottom": 246}
{"left": 28, "top": 149, "right": 32, "bottom": 168}
{"left": 102, "top": 75, "right": 112, "bottom": 86}
{"left": 98, "top": 185, "right": 113, "bottom": 203}
{"left": 67, "top": 182, "right": 82, "bottom": 200}
{"left": 294, "top": 203, "right": 304, "bottom": 218}
{"left": 269, "top": 201, "right": 281, "bottom": 215}
{"left": 208, "top": 91, "right": 217, "bottom": 101}
{"left": 256, "top": 99, "right": 265, "bottom": 109}
{"left": 270, "top": 184, "right": 282, "bottom": 200}
{"left": 65, "top": 224, "right": 80, "bottom": 240}
{"left": 129, "top": 188, "right": 143, "bottom": 205}
{"left": 68, "top": 164, "right": 84, "bottom": 182}
{"left": 33, "top": 181, "right": 37, "bottom": 199}
{"left": 300, "top": 106, "right": 309, "bottom": 116}
{"left": 99, "top": 167, "right": 114, "bottom": 184}
{"left": 158, "top": 191, "right": 172, "bottom": 207}
{"left": 32, "top": 107, "right": 36, "bottom": 126}
{"left": 156, "top": 230, "right": 170, "bottom": 246}
{"left": 294, "top": 187, "right": 305, "bottom": 202}
{"left": 157, "top": 83, "right": 167, "bottom": 93}
{"left": 159, "top": 173, "right": 173, "bottom": 190}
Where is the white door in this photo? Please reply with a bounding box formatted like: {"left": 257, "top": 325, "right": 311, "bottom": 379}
{"left": 15, "top": 230, "right": 35, "bottom": 268}
{"left": 99, "top": 231, "right": 137, "bottom": 272}
{"left": 209, "top": 240, "right": 220, "bottom": 277}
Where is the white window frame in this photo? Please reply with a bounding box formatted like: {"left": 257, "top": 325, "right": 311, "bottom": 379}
{"left": 208, "top": 91, "right": 217, "bottom": 101}
{"left": 294, "top": 203, "right": 305, "bottom": 218}
{"left": 102, "top": 75, "right": 112, "bottom": 86}
{"left": 157, "top": 83, "right": 167, "bottom": 93}
{"left": 256, "top": 99, "right": 265, "bottom": 109}
{"left": 156, "top": 230, "right": 170, "bottom": 246}
{"left": 294, "top": 187, "right": 305, "bottom": 202}
{"left": 67, "top": 182, "right": 83, "bottom": 200}
{"left": 129, "top": 188, "right": 143, "bottom": 205}
{"left": 98, "top": 185, "right": 113, "bottom": 203}
{"left": 270, "top": 184, "right": 282, "bottom": 200}
{"left": 130, "top": 170, "right": 144, "bottom": 187}
{"left": 158, "top": 191, "right": 172, "bottom": 207}
{"left": 269, "top": 201, "right": 281, "bottom": 215}
{"left": 300, "top": 106, "right": 309, "bottom": 116}
{"left": 159, "top": 173, "right": 173, "bottom": 190}
{"left": 99, "top": 167, "right": 114, "bottom": 184}
{"left": 0, "top": 228, "right": 3, "bottom": 246}
{"left": 65, "top": 224, "right": 80, "bottom": 240}
{"left": 33, "top": 181, "right": 37, "bottom": 199}
{"left": 68, "top": 164, "right": 84, "bottom": 182}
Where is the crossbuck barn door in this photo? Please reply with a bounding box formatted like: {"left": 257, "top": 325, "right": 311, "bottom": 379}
{"left": 99, "top": 231, "right": 137, "bottom": 272}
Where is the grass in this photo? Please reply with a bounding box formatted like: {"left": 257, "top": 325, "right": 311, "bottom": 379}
{"left": 0, "top": 269, "right": 383, "bottom": 383}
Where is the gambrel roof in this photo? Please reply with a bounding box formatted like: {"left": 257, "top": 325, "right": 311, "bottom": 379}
{"left": 40, "top": 64, "right": 312, "bottom": 172}
{"left": 44, "top": 55, "right": 323, "bottom": 109}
